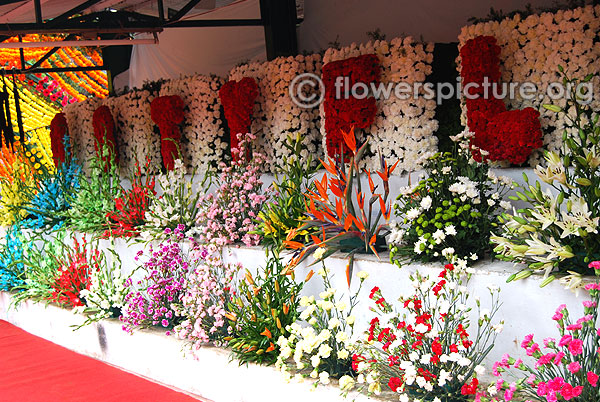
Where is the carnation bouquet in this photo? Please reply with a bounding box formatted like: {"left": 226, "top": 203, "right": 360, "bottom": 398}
{"left": 353, "top": 253, "right": 503, "bottom": 401}
{"left": 275, "top": 266, "right": 367, "bottom": 389}
{"left": 173, "top": 250, "right": 240, "bottom": 351}
{"left": 491, "top": 261, "right": 600, "bottom": 402}
{"left": 390, "top": 130, "right": 512, "bottom": 265}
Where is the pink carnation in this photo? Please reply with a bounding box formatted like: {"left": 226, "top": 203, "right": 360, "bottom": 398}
{"left": 568, "top": 338, "right": 584, "bottom": 356}
{"left": 558, "top": 335, "right": 572, "bottom": 347}
{"left": 588, "top": 371, "right": 599, "bottom": 387}
{"left": 589, "top": 261, "right": 600, "bottom": 270}
{"left": 567, "top": 361, "right": 580, "bottom": 373}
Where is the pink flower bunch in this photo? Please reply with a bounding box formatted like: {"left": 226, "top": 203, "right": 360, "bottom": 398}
{"left": 491, "top": 261, "right": 600, "bottom": 402}
{"left": 173, "top": 250, "right": 240, "bottom": 352}
{"left": 120, "top": 225, "right": 190, "bottom": 334}
{"left": 197, "top": 133, "right": 267, "bottom": 248}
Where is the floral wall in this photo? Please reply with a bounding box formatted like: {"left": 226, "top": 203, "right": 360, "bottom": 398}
{"left": 320, "top": 37, "right": 439, "bottom": 171}
{"left": 457, "top": 4, "right": 600, "bottom": 165}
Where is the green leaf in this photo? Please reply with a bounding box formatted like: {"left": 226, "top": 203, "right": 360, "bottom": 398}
{"left": 543, "top": 104, "right": 562, "bottom": 113}
{"left": 540, "top": 275, "right": 556, "bottom": 288}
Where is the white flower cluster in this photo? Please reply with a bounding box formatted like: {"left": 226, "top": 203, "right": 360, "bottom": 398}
{"left": 158, "top": 75, "right": 226, "bottom": 173}
{"left": 228, "top": 54, "right": 323, "bottom": 171}
{"left": 75, "top": 258, "right": 127, "bottom": 324}
{"left": 457, "top": 4, "right": 600, "bottom": 166}
{"left": 63, "top": 97, "right": 101, "bottom": 173}
{"left": 321, "top": 37, "right": 439, "bottom": 172}
{"left": 105, "top": 89, "right": 159, "bottom": 174}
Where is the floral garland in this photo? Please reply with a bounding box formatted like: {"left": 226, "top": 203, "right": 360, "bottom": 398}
{"left": 49, "top": 112, "right": 67, "bottom": 167}
{"left": 321, "top": 54, "right": 380, "bottom": 157}
{"left": 158, "top": 75, "right": 226, "bottom": 173}
{"left": 457, "top": 4, "right": 600, "bottom": 165}
{"left": 320, "top": 37, "right": 439, "bottom": 172}
{"left": 150, "top": 95, "right": 184, "bottom": 170}
{"left": 92, "top": 105, "right": 118, "bottom": 169}
{"left": 219, "top": 77, "right": 259, "bottom": 156}
{"left": 459, "top": 36, "right": 543, "bottom": 164}
{"left": 228, "top": 54, "right": 323, "bottom": 171}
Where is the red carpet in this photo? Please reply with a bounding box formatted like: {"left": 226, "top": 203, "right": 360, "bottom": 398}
{"left": 0, "top": 320, "right": 199, "bottom": 401}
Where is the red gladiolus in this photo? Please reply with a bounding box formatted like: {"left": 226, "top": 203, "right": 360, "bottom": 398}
{"left": 150, "top": 95, "right": 185, "bottom": 170}
{"left": 104, "top": 159, "right": 156, "bottom": 238}
{"left": 49, "top": 112, "right": 68, "bottom": 167}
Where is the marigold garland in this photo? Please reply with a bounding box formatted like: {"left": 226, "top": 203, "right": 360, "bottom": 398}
{"left": 150, "top": 95, "right": 185, "bottom": 171}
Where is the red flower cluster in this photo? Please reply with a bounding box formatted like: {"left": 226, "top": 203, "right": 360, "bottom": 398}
{"left": 461, "top": 377, "right": 479, "bottom": 395}
{"left": 322, "top": 54, "right": 381, "bottom": 156}
{"left": 150, "top": 95, "right": 185, "bottom": 170}
{"left": 219, "top": 77, "right": 259, "bottom": 158}
{"left": 49, "top": 237, "right": 100, "bottom": 308}
{"left": 460, "top": 36, "right": 542, "bottom": 164}
{"left": 104, "top": 159, "right": 156, "bottom": 238}
{"left": 92, "top": 105, "right": 118, "bottom": 170}
{"left": 49, "top": 112, "right": 67, "bottom": 167}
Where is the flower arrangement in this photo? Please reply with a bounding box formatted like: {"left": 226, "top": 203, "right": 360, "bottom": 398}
{"left": 255, "top": 133, "right": 320, "bottom": 252}
{"left": 389, "top": 130, "right": 512, "bottom": 265}
{"left": 0, "top": 143, "right": 35, "bottom": 225}
{"left": 275, "top": 266, "right": 366, "bottom": 388}
{"left": 284, "top": 128, "right": 397, "bottom": 284}
{"left": 140, "top": 159, "right": 202, "bottom": 242}
{"left": 92, "top": 105, "right": 118, "bottom": 170}
{"left": 11, "top": 230, "right": 66, "bottom": 306}
{"left": 322, "top": 54, "right": 380, "bottom": 157}
{"left": 66, "top": 138, "right": 121, "bottom": 234}
{"left": 0, "top": 225, "right": 25, "bottom": 290}
{"left": 353, "top": 256, "right": 503, "bottom": 400}
{"left": 120, "top": 226, "right": 190, "bottom": 334}
{"left": 457, "top": 4, "right": 600, "bottom": 165}
{"left": 74, "top": 245, "right": 127, "bottom": 328}
{"left": 491, "top": 261, "right": 600, "bottom": 402}
{"left": 104, "top": 158, "right": 156, "bottom": 238}
{"left": 196, "top": 133, "right": 267, "bottom": 248}
{"left": 491, "top": 71, "right": 600, "bottom": 285}
{"left": 20, "top": 160, "right": 80, "bottom": 230}
{"left": 173, "top": 250, "right": 240, "bottom": 352}
{"left": 219, "top": 77, "right": 259, "bottom": 157}
{"left": 320, "top": 36, "right": 438, "bottom": 171}
{"left": 228, "top": 54, "right": 323, "bottom": 171}
{"left": 157, "top": 75, "right": 226, "bottom": 173}
{"left": 150, "top": 95, "right": 184, "bottom": 170}
{"left": 226, "top": 255, "right": 304, "bottom": 365}
{"left": 48, "top": 235, "right": 101, "bottom": 308}
{"left": 459, "top": 35, "right": 543, "bottom": 164}
{"left": 49, "top": 112, "right": 68, "bottom": 167}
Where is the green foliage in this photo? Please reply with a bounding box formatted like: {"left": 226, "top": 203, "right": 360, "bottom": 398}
{"left": 227, "top": 255, "right": 304, "bottom": 366}
{"left": 255, "top": 134, "right": 320, "bottom": 252}
{"left": 66, "top": 141, "right": 122, "bottom": 234}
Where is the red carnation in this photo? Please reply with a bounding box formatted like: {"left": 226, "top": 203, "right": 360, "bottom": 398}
{"left": 219, "top": 77, "right": 259, "bottom": 159}
{"left": 150, "top": 95, "right": 185, "bottom": 171}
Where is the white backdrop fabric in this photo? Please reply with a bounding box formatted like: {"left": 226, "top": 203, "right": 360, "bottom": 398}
{"left": 126, "top": 0, "right": 558, "bottom": 89}
{"left": 128, "top": 0, "right": 266, "bottom": 89}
